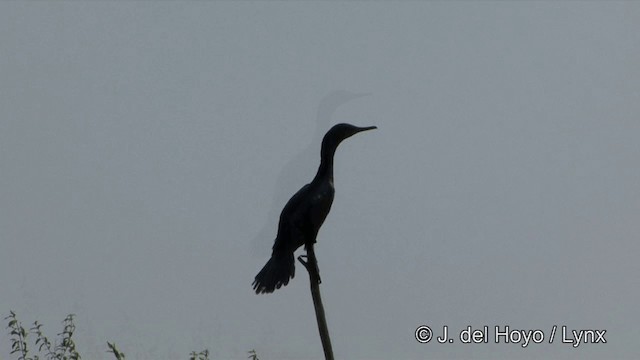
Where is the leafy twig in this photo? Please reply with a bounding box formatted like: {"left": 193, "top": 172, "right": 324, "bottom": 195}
{"left": 188, "top": 349, "right": 209, "bottom": 360}
{"left": 5, "top": 310, "right": 32, "bottom": 360}
{"left": 55, "top": 314, "right": 80, "bottom": 360}
{"left": 106, "top": 342, "right": 125, "bottom": 360}
{"left": 30, "top": 321, "right": 55, "bottom": 360}
{"left": 247, "top": 349, "right": 260, "bottom": 360}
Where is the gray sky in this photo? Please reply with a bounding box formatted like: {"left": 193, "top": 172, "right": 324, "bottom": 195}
{"left": 1, "top": 2, "right": 639, "bottom": 359}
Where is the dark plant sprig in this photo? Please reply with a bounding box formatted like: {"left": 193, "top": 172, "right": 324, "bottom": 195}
{"left": 188, "top": 349, "right": 209, "bottom": 360}
{"left": 30, "top": 321, "right": 55, "bottom": 360}
{"left": 7, "top": 311, "right": 260, "bottom": 360}
{"left": 106, "top": 342, "right": 125, "bottom": 360}
{"left": 247, "top": 349, "right": 259, "bottom": 360}
{"left": 5, "top": 310, "right": 32, "bottom": 360}
{"left": 54, "top": 314, "right": 80, "bottom": 360}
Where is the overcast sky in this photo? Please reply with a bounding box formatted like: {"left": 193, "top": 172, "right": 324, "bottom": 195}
{"left": 1, "top": 2, "right": 639, "bottom": 359}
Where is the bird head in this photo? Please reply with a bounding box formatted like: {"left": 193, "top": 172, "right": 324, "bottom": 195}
{"left": 325, "top": 123, "right": 377, "bottom": 144}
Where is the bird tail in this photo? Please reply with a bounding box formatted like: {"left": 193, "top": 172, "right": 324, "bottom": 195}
{"left": 252, "top": 252, "right": 295, "bottom": 294}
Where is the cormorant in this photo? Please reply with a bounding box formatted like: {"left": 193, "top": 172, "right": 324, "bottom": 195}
{"left": 253, "top": 123, "right": 377, "bottom": 294}
{"left": 251, "top": 91, "right": 371, "bottom": 257}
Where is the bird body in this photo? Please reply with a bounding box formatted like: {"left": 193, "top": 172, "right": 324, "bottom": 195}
{"left": 253, "top": 123, "right": 376, "bottom": 294}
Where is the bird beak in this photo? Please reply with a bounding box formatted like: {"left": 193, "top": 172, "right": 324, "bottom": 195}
{"left": 355, "top": 126, "right": 377, "bottom": 133}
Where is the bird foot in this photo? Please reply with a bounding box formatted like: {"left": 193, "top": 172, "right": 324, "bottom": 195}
{"left": 297, "top": 255, "right": 322, "bottom": 284}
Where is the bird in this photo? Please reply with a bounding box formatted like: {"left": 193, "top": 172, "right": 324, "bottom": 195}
{"left": 251, "top": 91, "right": 371, "bottom": 258}
{"left": 253, "top": 123, "right": 377, "bottom": 294}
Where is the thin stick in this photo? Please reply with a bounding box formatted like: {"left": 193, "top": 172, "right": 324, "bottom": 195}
{"left": 298, "top": 245, "right": 334, "bottom": 360}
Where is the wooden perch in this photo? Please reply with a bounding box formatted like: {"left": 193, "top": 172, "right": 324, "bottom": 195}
{"left": 298, "top": 244, "right": 334, "bottom": 360}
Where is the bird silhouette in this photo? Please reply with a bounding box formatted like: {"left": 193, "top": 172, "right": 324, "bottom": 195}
{"left": 253, "top": 123, "right": 377, "bottom": 294}
{"left": 250, "top": 91, "right": 371, "bottom": 258}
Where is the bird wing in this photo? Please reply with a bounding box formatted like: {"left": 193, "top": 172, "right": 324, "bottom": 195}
{"left": 272, "top": 184, "right": 312, "bottom": 253}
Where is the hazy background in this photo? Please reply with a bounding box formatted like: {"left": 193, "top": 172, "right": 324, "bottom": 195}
{"left": 1, "top": 2, "right": 638, "bottom": 359}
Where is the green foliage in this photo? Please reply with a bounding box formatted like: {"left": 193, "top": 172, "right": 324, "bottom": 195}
{"left": 5, "top": 311, "right": 260, "bottom": 360}
{"left": 31, "top": 321, "right": 55, "bottom": 359}
{"left": 188, "top": 349, "right": 209, "bottom": 360}
{"left": 5, "top": 310, "right": 31, "bottom": 360}
{"left": 247, "top": 349, "right": 260, "bottom": 360}
{"left": 106, "top": 342, "right": 125, "bottom": 360}
{"left": 5, "top": 311, "right": 81, "bottom": 360}
{"left": 56, "top": 314, "right": 81, "bottom": 360}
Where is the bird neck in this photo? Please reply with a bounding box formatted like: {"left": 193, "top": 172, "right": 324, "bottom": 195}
{"left": 313, "top": 136, "right": 340, "bottom": 183}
